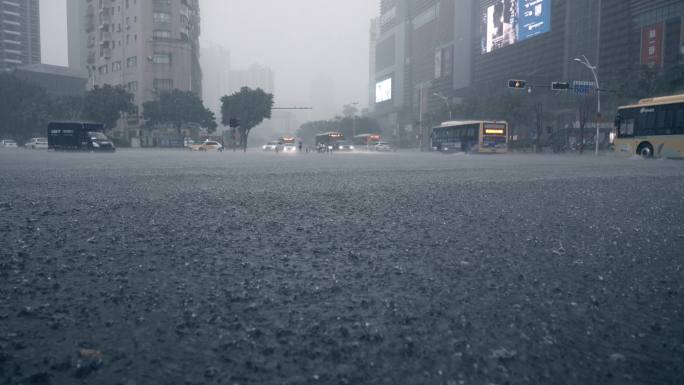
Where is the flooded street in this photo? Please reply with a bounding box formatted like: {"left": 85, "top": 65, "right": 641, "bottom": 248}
{"left": 1, "top": 150, "right": 683, "bottom": 385}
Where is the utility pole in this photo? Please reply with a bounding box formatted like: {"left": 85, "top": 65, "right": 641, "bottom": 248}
{"left": 419, "top": 86, "right": 424, "bottom": 151}
{"left": 573, "top": 55, "right": 601, "bottom": 156}
{"left": 343, "top": 102, "right": 359, "bottom": 139}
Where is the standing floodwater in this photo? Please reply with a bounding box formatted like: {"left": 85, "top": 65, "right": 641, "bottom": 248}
{"left": 1, "top": 150, "right": 682, "bottom": 385}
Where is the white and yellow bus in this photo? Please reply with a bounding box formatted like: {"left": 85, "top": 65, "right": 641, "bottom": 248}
{"left": 432, "top": 121, "right": 509, "bottom": 154}
{"left": 614, "top": 94, "right": 684, "bottom": 158}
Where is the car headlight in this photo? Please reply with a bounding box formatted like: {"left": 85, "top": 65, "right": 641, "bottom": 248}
{"left": 350, "top": 146, "right": 355, "bottom": 150}
{"left": 443, "top": 148, "right": 448, "bottom": 151}
{"left": 328, "top": 146, "right": 333, "bottom": 150}
{"left": 92, "top": 142, "right": 100, "bottom": 148}
{"left": 262, "top": 145, "right": 267, "bottom": 150}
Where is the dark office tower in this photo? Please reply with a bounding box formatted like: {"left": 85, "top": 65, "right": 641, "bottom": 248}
{"left": 0, "top": 0, "right": 40, "bottom": 71}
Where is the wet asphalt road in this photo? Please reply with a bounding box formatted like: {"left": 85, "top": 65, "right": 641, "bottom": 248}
{"left": 0, "top": 149, "right": 683, "bottom": 385}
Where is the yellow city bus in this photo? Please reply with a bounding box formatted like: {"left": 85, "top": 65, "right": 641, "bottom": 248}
{"left": 432, "top": 121, "right": 509, "bottom": 154}
{"left": 614, "top": 94, "right": 684, "bottom": 158}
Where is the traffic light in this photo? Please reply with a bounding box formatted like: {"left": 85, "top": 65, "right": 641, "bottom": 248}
{"left": 508, "top": 79, "right": 527, "bottom": 89}
{"left": 551, "top": 82, "right": 571, "bottom": 91}
{"left": 229, "top": 118, "right": 240, "bottom": 128}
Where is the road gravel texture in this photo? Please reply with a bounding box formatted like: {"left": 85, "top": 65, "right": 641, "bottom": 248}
{"left": 0, "top": 150, "right": 683, "bottom": 385}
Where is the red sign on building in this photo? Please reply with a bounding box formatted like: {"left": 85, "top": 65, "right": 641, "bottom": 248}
{"left": 641, "top": 23, "right": 664, "bottom": 67}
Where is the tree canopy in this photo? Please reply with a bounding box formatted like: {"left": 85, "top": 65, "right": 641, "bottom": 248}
{"left": 0, "top": 73, "right": 54, "bottom": 141}
{"left": 142, "top": 89, "right": 216, "bottom": 133}
{"left": 221, "top": 87, "right": 274, "bottom": 151}
{"left": 82, "top": 85, "right": 136, "bottom": 131}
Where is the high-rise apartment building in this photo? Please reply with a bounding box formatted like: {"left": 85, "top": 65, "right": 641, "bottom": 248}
{"left": 368, "top": 17, "right": 380, "bottom": 113}
{"left": 81, "top": 0, "right": 202, "bottom": 138}
{"left": 0, "top": 0, "right": 40, "bottom": 71}
{"left": 201, "top": 43, "right": 231, "bottom": 117}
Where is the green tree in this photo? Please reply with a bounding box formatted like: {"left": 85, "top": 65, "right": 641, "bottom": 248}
{"left": 142, "top": 89, "right": 217, "bottom": 136}
{"left": 52, "top": 95, "right": 85, "bottom": 121}
{"left": 221, "top": 87, "right": 274, "bottom": 151}
{"left": 82, "top": 84, "right": 135, "bottom": 130}
{"left": 0, "top": 73, "right": 53, "bottom": 141}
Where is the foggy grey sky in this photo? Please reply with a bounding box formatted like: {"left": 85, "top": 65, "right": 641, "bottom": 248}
{"left": 40, "top": 0, "right": 378, "bottom": 112}
{"left": 40, "top": 0, "right": 68, "bottom": 67}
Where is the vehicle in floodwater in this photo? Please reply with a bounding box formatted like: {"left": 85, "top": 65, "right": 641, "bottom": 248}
{"left": 47, "top": 122, "right": 116, "bottom": 152}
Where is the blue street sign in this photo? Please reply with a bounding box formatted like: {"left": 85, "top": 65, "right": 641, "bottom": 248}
{"left": 573, "top": 81, "right": 595, "bottom": 96}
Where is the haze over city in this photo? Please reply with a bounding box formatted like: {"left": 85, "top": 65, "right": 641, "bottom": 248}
{"left": 40, "top": 0, "right": 377, "bottom": 112}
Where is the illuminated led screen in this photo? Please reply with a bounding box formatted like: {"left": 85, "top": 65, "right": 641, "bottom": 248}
{"left": 375, "top": 78, "right": 393, "bottom": 103}
{"left": 482, "top": 0, "right": 551, "bottom": 54}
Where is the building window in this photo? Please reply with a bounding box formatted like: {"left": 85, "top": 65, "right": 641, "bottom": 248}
{"left": 153, "top": 0, "right": 171, "bottom": 9}
{"left": 112, "top": 61, "right": 122, "bottom": 71}
{"left": 126, "top": 56, "right": 137, "bottom": 68}
{"left": 126, "top": 81, "right": 138, "bottom": 92}
{"left": 98, "top": 65, "right": 108, "bottom": 75}
{"left": 152, "top": 53, "right": 171, "bottom": 64}
{"left": 153, "top": 30, "right": 172, "bottom": 40}
{"left": 434, "top": 46, "right": 453, "bottom": 79}
{"left": 153, "top": 12, "right": 171, "bottom": 23}
{"left": 153, "top": 78, "right": 174, "bottom": 91}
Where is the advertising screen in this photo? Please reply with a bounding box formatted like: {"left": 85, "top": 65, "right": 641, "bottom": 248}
{"left": 375, "top": 78, "right": 392, "bottom": 104}
{"left": 482, "top": 0, "right": 551, "bottom": 54}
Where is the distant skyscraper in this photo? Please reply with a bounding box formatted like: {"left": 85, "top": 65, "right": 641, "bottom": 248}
{"left": 0, "top": 0, "right": 40, "bottom": 71}
{"left": 309, "top": 76, "right": 337, "bottom": 121}
{"left": 228, "top": 63, "right": 275, "bottom": 95}
{"left": 368, "top": 17, "right": 380, "bottom": 112}
{"left": 67, "top": 0, "right": 86, "bottom": 70}
{"left": 201, "top": 43, "right": 232, "bottom": 117}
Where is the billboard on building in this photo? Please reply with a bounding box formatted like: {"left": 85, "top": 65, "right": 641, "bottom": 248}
{"left": 641, "top": 23, "right": 663, "bottom": 68}
{"left": 481, "top": 0, "right": 551, "bottom": 54}
{"left": 375, "top": 77, "right": 393, "bottom": 104}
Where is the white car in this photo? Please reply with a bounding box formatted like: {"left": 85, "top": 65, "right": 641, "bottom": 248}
{"left": 190, "top": 140, "right": 223, "bottom": 152}
{"left": 281, "top": 144, "right": 297, "bottom": 153}
{"left": 374, "top": 142, "right": 394, "bottom": 152}
{"left": 337, "top": 141, "right": 355, "bottom": 151}
{"left": 1, "top": 139, "right": 18, "bottom": 148}
{"left": 25, "top": 138, "right": 49, "bottom": 150}
{"left": 262, "top": 141, "right": 279, "bottom": 151}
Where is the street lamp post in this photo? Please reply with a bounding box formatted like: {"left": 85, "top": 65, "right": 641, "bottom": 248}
{"left": 573, "top": 55, "right": 601, "bottom": 156}
{"left": 434, "top": 92, "right": 452, "bottom": 121}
